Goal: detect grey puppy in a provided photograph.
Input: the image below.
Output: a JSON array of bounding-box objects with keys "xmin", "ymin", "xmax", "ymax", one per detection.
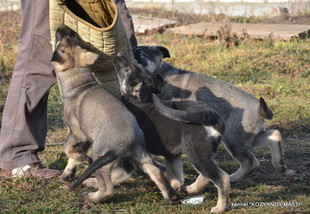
[
  {"xmin": 51, "ymin": 25, "xmax": 180, "ymax": 204},
  {"xmin": 114, "ymin": 52, "xmax": 230, "ymax": 213},
  {"xmin": 132, "ymin": 45, "xmax": 287, "ymax": 182}
]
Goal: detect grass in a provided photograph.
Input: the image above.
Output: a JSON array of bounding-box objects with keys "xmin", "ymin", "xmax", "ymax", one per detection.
[{"xmin": 0, "ymin": 10, "xmax": 309, "ymax": 214}]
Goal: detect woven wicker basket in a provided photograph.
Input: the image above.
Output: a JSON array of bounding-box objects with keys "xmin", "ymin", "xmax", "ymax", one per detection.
[{"xmin": 50, "ymin": 0, "xmax": 134, "ymax": 95}]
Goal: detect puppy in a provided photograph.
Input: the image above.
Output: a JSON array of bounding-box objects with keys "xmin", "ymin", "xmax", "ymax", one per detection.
[
  {"xmin": 114, "ymin": 52, "xmax": 230, "ymax": 213},
  {"xmin": 51, "ymin": 25, "xmax": 180, "ymax": 204},
  {"xmin": 132, "ymin": 45, "xmax": 287, "ymax": 183}
]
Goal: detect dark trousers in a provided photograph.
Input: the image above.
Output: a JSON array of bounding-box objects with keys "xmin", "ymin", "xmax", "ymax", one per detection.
[{"xmin": 0, "ymin": 0, "xmax": 137, "ymax": 169}]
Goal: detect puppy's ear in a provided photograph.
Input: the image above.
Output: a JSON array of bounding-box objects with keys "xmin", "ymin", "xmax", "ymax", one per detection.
[
  {"xmin": 140, "ymin": 88, "xmax": 152, "ymax": 103},
  {"xmin": 259, "ymin": 97, "xmax": 273, "ymax": 120},
  {"xmin": 152, "ymin": 74, "xmax": 164, "ymax": 91},
  {"xmin": 153, "ymin": 73, "xmax": 164, "ymax": 83},
  {"xmin": 85, "ymin": 51, "xmax": 99, "ymax": 65},
  {"xmin": 156, "ymin": 46, "xmax": 170, "ymax": 58},
  {"xmin": 80, "ymin": 49, "xmax": 99, "ymax": 67},
  {"xmin": 51, "ymin": 51, "xmax": 63, "ymax": 63}
]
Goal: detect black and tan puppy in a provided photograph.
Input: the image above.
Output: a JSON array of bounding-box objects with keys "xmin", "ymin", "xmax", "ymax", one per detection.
[
  {"xmin": 51, "ymin": 25, "xmax": 180, "ymax": 204},
  {"xmin": 132, "ymin": 45, "xmax": 287, "ymax": 182},
  {"xmin": 114, "ymin": 52, "xmax": 230, "ymax": 213}
]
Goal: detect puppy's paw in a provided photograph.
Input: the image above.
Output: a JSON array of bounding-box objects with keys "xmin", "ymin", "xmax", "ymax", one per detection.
[
  {"xmin": 60, "ymin": 170, "xmax": 75, "ymax": 181},
  {"xmin": 82, "ymin": 155, "xmax": 93, "ymax": 164},
  {"xmin": 170, "ymin": 179, "xmax": 182, "ymax": 192},
  {"xmin": 81, "ymin": 192, "xmax": 92, "ymax": 201},
  {"xmin": 82, "ymin": 191, "xmax": 100, "ymax": 203},
  {"xmin": 169, "ymin": 193, "xmax": 182, "ymax": 205},
  {"xmin": 280, "ymin": 164, "xmax": 288, "ymax": 173},
  {"xmin": 82, "ymin": 191, "xmax": 113, "ymax": 203},
  {"xmin": 83, "ymin": 178, "xmax": 99, "ymax": 188},
  {"xmin": 183, "ymin": 185, "xmax": 203, "ymax": 196},
  {"xmin": 210, "ymin": 205, "xmax": 226, "ymax": 213}
]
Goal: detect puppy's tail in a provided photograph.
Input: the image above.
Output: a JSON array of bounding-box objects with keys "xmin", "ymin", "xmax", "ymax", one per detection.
[
  {"xmin": 70, "ymin": 150, "xmax": 117, "ymax": 190},
  {"xmin": 152, "ymin": 94, "xmax": 225, "ymax": 134}
]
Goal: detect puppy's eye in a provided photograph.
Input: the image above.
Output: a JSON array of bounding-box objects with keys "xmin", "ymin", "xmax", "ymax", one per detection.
[{"xmin": 137, "ymin": 50, "xmax": 144, "ymax": 57}]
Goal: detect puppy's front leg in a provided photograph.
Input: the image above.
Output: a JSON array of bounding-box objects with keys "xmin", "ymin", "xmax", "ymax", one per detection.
[
  {"xmin": 61, "ymin": 158, "xmax": 80, "ymax": 180},
  {"xmin": 253, "ymin": 129, "xmax": 287, "ymax": 172},
  {"xmin": 64, "ymin": 134, "xmax": 92, "ymax": 164},
  {"xmin": 61, "ymin": 134, "xmax": 92, "ymax": 180},
  {"xmin": 132, "ymin": 148, "xmax": 181, "ymax": 204}
]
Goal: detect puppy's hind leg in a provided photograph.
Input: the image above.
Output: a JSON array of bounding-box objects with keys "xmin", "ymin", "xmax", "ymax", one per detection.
[
  {"xmin": 229, "ymin": 151, "xmax": 259, "ymax": 183},
  {"xmin": 209, "ymin": 169, "xmax": 230, "ymax": 214},
  {"xmin": 224, "ymin": 138, "xmax": 259, "ymax": 182},
  {"xmin": 132, "ymin": 147, "xmax": 181, "ymax": 204},
  {"xmin": 165, "ymin": 156, "xmax": 184, "ymax": 191},
  {"xmin": 83, "ymin": 158, "xmax": 135, "ymax": 188},
  {"xmin": 188, "ymin": 160, "xmax": 230, "ymax": 213},
  {"xmin": 110, "ymin": 158, "xmax": 136, "ymax": 185},
  {"xmin": 83, "ymin": 178, "xmax": 98, "ymax": 188},
  {"xmin": 253, "ymin": 129, "xmax": 287, "ymax": 172},
  {"xmin": 82, "ymin": 163, "xmax": 114, "ymax": 203}
]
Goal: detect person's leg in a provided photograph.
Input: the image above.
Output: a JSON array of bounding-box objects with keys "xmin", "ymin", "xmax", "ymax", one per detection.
[
  {"xmin": 0, "ymin": 0, "xmax": 57, "ymax": 173},
  {"xmin": 115, "ymin": 0, "xmax": 137, "ymax": 47}
]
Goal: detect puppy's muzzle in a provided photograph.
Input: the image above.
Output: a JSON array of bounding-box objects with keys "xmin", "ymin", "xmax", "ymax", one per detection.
[{"xmin": 113, "ymin": 52, "xmax": 131, "ymax": 77}]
